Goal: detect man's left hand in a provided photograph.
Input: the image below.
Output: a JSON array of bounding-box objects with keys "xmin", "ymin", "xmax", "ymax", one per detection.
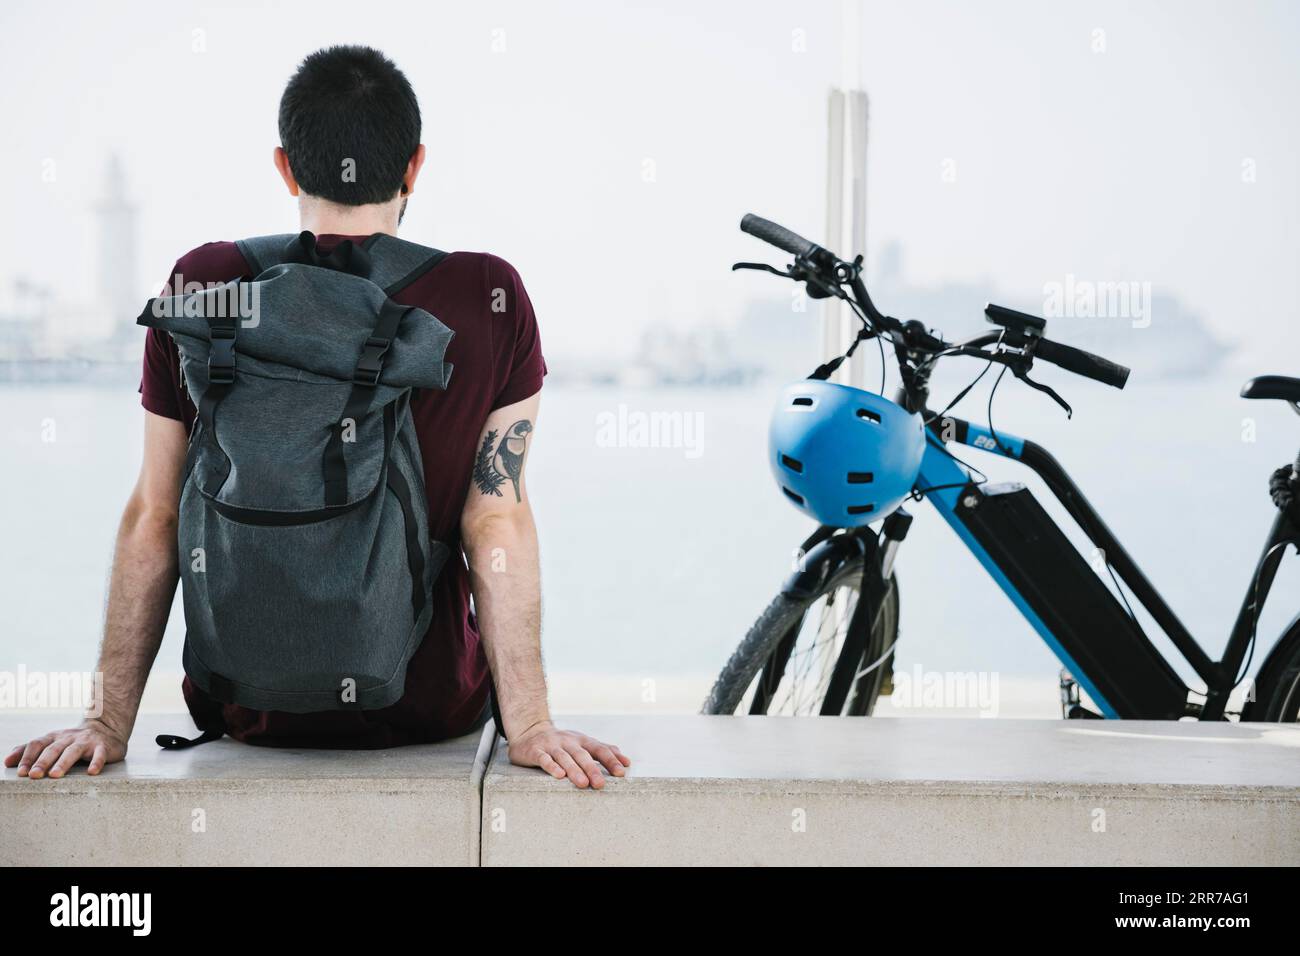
[{"xmin": 507, "ymin": 721, "xmax": 631, "ymax": 790}]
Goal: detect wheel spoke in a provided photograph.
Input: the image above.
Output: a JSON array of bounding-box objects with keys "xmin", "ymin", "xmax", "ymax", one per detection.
[{"xmin": 765, "ymin": 582, "xmax": 860, "ymax": 716}]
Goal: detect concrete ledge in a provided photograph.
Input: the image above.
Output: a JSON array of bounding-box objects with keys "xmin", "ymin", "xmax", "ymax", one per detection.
[
  {"xmin": 481, "ymin": 716, "xmax": 1300, "ymax": 866},
  {"xmin": 6, "ymin": 714, "xmax": 1297, "ymax": 866},
  {"xmin": 0, "ymin": 714, "xmax": 489, "ymax": 866}
]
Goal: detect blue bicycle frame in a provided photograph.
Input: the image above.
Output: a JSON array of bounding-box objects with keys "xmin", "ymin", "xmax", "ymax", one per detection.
[
  {"xmin": 918, "ymin": 421, "xmax": 1125, "ymax": 716},
  {"xmin": 912, "ymin": 414, "xmax": 1293, "ymax": 720}
]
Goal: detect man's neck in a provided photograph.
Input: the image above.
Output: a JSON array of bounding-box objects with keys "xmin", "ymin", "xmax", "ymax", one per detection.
[{"xmin": 297, "ymin": 195, "xmax": 402, "ymax": 238}]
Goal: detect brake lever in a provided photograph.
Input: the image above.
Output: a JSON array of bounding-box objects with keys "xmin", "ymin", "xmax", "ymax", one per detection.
[
  {"xmin": 732, "ymin": 259, "xmax": 846, "ymax": 303},
  {"xmin": 731, "ymin": 261, "xmax": 790, "ymax": 277},
  {"xmin": 1012, "ymin": 363, "xmax": 1073, "ymax": 419}
]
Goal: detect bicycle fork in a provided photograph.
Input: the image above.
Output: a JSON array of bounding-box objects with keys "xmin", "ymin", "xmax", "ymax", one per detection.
[{"xmin": 820, "ymin": 510, "xmax": 914, "ymax": 715}]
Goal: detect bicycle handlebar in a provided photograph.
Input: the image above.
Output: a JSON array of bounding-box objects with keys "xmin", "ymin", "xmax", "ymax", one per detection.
[
  {"xmin": 1033, "ymin": 337, "xmax": 1130, "ymax": 389},
  {"xmin": 740, "ymin": 213, "xmax": 822, "ymax": 260},
  {"xmin": 738, "ymin": 212, "xmax": 1132, "ymax": 392}
]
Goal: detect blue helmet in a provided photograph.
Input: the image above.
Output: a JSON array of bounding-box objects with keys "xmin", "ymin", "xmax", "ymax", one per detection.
[{"xmin": 768, "ymin": 381, "xmax": 925, "ymax": 527}]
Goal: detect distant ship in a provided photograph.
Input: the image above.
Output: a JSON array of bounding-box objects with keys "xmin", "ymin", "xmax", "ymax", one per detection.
[{"xmin": 867, "ymin": 243, "xmax": 1228, "ymax": 383}]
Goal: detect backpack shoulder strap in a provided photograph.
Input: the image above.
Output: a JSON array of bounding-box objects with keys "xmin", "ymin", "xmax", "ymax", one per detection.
[
  {"xmin": 234, "ymin": 234, "xmax": 297, "ymax": 277},
  {"xmin": 235, "ymin": 232, "xmax": 448, "ymax": 294},
  {"xmin": 364, "ymin": 234, "xmax": 449, "ymax": 295}
]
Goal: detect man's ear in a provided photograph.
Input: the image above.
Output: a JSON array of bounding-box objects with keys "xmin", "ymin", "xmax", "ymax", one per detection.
[
  {"xmin": 401, "ymin": 144, "xmax": 427, "ymax": 196},
  {"xmin": 273, "ymin": 146, "xmax": 300, "ymax": 197}
]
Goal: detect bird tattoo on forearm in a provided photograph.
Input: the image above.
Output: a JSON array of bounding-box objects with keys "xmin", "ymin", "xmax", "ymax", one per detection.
[{"xmin": 473, "ymin": 419, "xmax": 533, "ymax": 502}]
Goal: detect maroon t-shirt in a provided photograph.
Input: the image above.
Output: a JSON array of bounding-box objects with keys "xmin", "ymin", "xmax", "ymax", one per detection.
[{"xmin": 139, "ymin": 235, "xmax": 546, "ymax": 748}]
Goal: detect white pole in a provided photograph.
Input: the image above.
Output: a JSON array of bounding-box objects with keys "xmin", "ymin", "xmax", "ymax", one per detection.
[
  {"xmin": 846, "ymin": 89, "xmax": 869, "ymax": 389},
  {"xmin": 823, "ymin": 0, "xmax": 869, "ymax": 388},
  {"xmin": 841, "ymin": 0, "xmax": 861, "ymax": 90},
  {"xmin": 823, "ymin": 90, "xmax": 846, "ymax": 377}
]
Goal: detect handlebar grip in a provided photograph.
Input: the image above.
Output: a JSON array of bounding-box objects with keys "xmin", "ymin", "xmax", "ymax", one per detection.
[
  {"xmin": 740, "ymin": 213, "xmax": 821, "ymax": 259},
  {"xmin": 1034, "ymin": 337, "xmax": 1130, "ymax": 389}
]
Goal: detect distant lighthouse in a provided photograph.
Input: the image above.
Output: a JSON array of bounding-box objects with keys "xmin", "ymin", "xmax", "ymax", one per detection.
[{"xmin": 95, "ymin": 155, "xmax": 139, "ymax": 343}]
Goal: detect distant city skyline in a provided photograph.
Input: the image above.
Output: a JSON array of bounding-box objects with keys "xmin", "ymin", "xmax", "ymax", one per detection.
[
  {"xmin": 0, "ymin": 155, "xmax": 140, "ymax": 371},
  {"xmin": 95, "ymin": 155, "xmax": 140, "ymax": 339},
  {"xmin": 0, "ymin": 152, "xmax": 1233, "ymax": 389},
  {"xmin": 2, "ymin": 0, "xmax": 1294, "ymax": 375}
]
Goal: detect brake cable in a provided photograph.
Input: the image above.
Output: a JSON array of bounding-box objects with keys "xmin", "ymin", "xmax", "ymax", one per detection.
[
  {"xmin": 924, "ymin": 332, "xmax": 1004, "ymax": 428},
  {"xmin": 1234, "ymin": 540, "xmax": 1297, "ymax": 690},
  {"xmin": 841, "ymin": 294, "xmax": 889, "ymax": 393},
  {"xmin": 985, "ymin": 365, "xmax": 1012, "ymax": 454}
]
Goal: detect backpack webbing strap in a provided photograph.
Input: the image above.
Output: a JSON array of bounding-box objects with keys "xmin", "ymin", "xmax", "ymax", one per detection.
[
  {"xmin": 196, "ymin": 299, "xmax": 239, "ymax": 440},
  {"xmin": 157, "ymin": 675, "xmax": 230, "ymax": 750},
  {"xmin": 383, "ymin": 248, "xmax": 449, "ymax": 296},
  {"xmin": 322, "ymin": 299, "xmax": 412, "ymax": 507},
  {"xmin": 156, "ymin": 727, "xmax": 225, "ymax": 750},
  {"xmin": 385, "ymin": 464, "xmax": 427, "ymax": 619}
]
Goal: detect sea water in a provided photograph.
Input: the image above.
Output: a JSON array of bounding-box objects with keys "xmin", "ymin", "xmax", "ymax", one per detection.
[{"xmin": 1, "ymin": 376, "xmax": 1295, "ymax": 708}]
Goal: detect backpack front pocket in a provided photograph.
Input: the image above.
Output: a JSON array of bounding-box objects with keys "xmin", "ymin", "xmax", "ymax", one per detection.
[{"xmin": 177, "ymin": 407, "xmax": 441, "ymax": 713}]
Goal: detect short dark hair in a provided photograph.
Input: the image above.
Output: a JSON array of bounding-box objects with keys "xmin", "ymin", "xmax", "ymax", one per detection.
[{"xmin": 278, "ymin": 45, "xmax": 421, "ymax": 205}]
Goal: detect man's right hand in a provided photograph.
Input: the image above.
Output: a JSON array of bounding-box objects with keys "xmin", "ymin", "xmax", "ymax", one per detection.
[{"xmin": 3, "ymin": 719, "xmax": 128, "ymax": 779}]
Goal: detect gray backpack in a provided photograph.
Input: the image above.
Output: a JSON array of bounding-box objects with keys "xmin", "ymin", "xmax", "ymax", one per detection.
[{"xmin": 137, "ymin": 232, "xmax": 454, "ymax": 744}]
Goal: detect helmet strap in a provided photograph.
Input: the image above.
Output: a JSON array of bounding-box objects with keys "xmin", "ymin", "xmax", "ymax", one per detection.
[{"xmin": 808, "ymin": 326, "xmax": 873, "ymax": 382}]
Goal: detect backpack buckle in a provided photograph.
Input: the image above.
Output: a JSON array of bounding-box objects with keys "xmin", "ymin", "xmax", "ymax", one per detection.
[
  {"xmin": 353, "ymin": 335, "xmax": 391, "ymax": 387},
  {"xmin": 208, "ymin": 327, "xmax": 236, "ymax": 385}
]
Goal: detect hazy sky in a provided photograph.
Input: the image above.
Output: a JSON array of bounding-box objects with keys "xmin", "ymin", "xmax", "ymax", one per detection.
[{"xmin": 1, "ymin": 0, "xmax": 1296, "ymax": 366}]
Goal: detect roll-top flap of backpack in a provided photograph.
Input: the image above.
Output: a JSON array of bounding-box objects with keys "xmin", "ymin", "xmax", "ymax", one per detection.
[{"xmin": 137, "ymin": 267, "xmax": 453, "ymax": 391}]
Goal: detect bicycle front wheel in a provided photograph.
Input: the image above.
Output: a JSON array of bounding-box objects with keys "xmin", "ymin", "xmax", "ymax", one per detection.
[
  {"xmin": 703, "ymin": 558, "xmax": 899, "ymax": 716},
  {"xmin": 1249, "ymin": 616, "xmax": 1300, "ymax": 721}
]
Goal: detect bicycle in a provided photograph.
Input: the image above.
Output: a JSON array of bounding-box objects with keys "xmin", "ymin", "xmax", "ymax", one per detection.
[{"xmin": 703, "ymin": 214, "xmax": 1300, "ymax": 722}]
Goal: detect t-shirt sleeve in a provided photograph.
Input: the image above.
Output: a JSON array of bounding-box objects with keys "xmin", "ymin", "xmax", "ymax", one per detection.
[
  {"xmin": 487, "ymin": 255, "xmax": 547, "ymax": 410},
  {"xmin": 139, "ymin": 327, "xmax": 183, "ymax": 420},
  {"xmin": 138, "ymin": 260, "xmax": 185, "ymax": 421},
  {"xmin": 137, "ymin": 243, "xmax": 249, "ymax": 423}
]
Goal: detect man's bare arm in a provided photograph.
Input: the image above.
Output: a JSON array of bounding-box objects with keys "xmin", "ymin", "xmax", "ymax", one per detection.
[
  {"xmin": 461, "ymin": 392, "xmax": 630, "ymax": 789},
  {"xmin": 464, "ymin": 395, "xmax": 547, "ymax": 734},
  {"xmin": 4, "ymin": 410, "xmax": 187, "ymax": 778}
]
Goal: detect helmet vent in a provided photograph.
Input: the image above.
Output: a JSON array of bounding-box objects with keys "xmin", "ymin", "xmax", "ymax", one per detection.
[
  {"xmin": 855, "ymin": 407, "xmax": 882, "ymax": 424},
  {"xmin": 782, "ymin": 487, "xmax": 805, "ymax": 506},
  {"xmin": 780, "ymin": 454, "xmax": 804, "ymax": 474},
  {"xmin": 847, "ymin": 471, "xmax": 873, "ymax": 484},
  {"xmin": 791, "ymin": 396, "xmax": 816, "ymax": 408},
  {"xmin": 846, "ymin": 504, "xmax": 875, "ymax": 516}
]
